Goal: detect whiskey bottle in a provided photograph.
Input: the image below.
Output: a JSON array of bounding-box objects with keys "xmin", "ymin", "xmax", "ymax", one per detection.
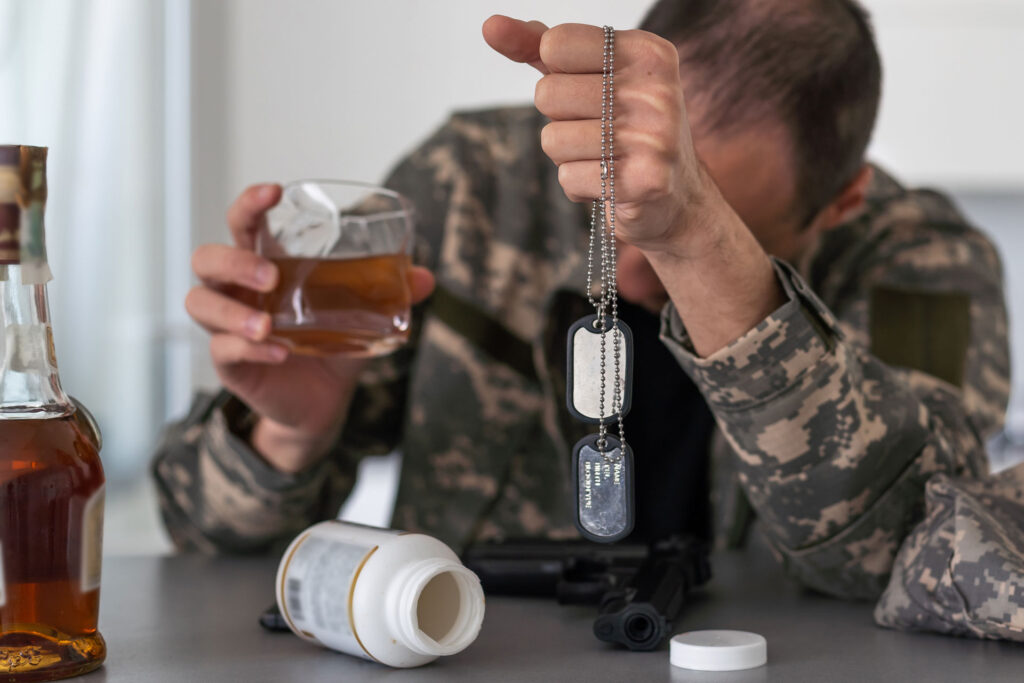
[{"xmin": 0, "ymin": 146, "xmax": 106, "ymax": 680}]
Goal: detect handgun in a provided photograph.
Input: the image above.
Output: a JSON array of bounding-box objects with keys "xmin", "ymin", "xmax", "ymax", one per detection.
[{"xmin": 462, "ymin": 536, "xmax": 710, "ymax": 651}]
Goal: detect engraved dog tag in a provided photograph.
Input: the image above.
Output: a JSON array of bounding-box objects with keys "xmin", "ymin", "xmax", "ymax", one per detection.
[
  {"xmin": 572, "ymin": 433, "xmax": 634, "ymax": 543},
  {"xmin": 566, "ymin": 315, "xmax": 633, "ymax": 424}
]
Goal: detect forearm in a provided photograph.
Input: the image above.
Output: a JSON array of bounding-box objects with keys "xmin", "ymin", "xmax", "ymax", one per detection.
[
  {"xmin": 660, "ymin": 262, "xmax": 987, "ymax": 598},
  {"xmin": 642, "ymin": 172, "xmax": 785, "ymax": 357},
  {"xmin": 151, "ymin": 392, "xmax": 356, "ymax": 554},
  {"xmin": 250, "ymin": 384, "xmax": 356, "ymax": 475}
]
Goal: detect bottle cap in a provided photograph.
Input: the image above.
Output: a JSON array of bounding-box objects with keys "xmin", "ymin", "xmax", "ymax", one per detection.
[{"xmin": 670, "ymin": 630, "xmax": 767, "ymax": 671}]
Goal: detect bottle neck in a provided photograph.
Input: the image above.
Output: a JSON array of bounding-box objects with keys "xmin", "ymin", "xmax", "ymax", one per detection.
[
  {"xmin": 389, "ymin": 559, "xmax": 485, "ymax": 657},
  {"xmin": 0, "ymin": 263, "xmax": 71, "ymax": 418}
]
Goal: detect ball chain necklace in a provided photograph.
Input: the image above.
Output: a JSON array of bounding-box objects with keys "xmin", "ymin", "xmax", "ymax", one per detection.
[{"xmin": 566, "ymin": 26, "xmax": 635, "ymax": 543}]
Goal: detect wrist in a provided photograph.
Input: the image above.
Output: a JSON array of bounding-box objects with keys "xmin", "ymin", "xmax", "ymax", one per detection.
[
  {"xmin": 649, "ymin": 164, "xmax": 730, "ymax": 261},
  {"xmin": 250, "ymin": 417, "xmax": 341, "ymax": 475},
  {"xmin": 642, "ymin": 185, "xmax": 784, "ymax": 357}
]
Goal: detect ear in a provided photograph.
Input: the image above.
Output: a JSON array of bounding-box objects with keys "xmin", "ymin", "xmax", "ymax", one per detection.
[{"xmin": 818, "ymin": 165, "xmax": 873, "ymax": 230}]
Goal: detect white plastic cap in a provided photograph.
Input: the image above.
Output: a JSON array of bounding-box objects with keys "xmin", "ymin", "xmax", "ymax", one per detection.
[{"xmin": 670, "ymin": 630, "xmax": 767, "ymax": 671}]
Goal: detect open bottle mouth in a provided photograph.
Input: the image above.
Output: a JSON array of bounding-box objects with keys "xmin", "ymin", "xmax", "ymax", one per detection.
[{"xmin": 396, "ymin": 561, "xmax": 486, "ymax": 657}]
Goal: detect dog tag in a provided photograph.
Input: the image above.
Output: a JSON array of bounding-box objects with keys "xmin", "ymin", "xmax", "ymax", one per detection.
[
  {"xmin": 573, "ymin": 433, "xmax": 634, "ymax": 543},
  {"xmin": 566, "ymin": 315, "xmax": 633, "ymax": 424}
]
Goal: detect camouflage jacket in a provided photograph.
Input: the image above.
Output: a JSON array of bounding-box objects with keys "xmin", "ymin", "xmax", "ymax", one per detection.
[
  {"xmin": 152, "ymin": 106, "xmax": 1010, "ymax": 607},
  {"xmin": 875, "ymin": 462, "xmax": 1024, "ymax": 641}
]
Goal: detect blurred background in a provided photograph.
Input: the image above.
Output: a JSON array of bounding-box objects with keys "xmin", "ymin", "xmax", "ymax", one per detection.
[{"xmin": 0, "ymin": 0, "xmax": 1021, "ymax": 554}]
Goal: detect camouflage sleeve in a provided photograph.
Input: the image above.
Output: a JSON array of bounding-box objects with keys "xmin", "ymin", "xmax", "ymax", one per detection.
[
  {"xmin": 659, "ymin": 232, "xmax": 1008, "ymax": 600},
  {"xmin": 874, "ymin": 463, "xmax": 1024, "ymax": 641},
  {"xmin": 150, "ymin": 391, "xmax": 357, "ymax": 554}
]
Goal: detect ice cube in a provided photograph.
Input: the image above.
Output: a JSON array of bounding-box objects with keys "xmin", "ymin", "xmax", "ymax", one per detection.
[{"xmin": 269, "ymin": 182, "xmax": 342, "ymax": 258}]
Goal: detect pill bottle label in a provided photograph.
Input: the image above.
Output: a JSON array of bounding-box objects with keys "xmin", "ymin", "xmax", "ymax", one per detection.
[{"xmin": 279, "ymin": 525, "xmax": 400, "ymax": 659}]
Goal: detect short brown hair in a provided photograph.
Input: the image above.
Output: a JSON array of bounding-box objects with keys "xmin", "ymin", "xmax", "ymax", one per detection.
[{"xmin": 640, "ymin": 0, "xmax": 882, "ymax": 226}]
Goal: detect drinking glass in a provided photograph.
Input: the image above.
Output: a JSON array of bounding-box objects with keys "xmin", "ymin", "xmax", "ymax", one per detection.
[{"xmin": 255, "ymin": 180, "xmax": 415, "ymax": 357}]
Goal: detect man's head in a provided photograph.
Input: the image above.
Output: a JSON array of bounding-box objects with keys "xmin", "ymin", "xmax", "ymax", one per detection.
[{"xmin": 617, "ymin": 0, "xmax": 882, "ymax": 312}]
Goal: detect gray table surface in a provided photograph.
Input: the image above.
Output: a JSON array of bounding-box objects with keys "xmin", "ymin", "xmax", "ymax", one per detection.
[{"xmin": 78, "ymin": 548, "xmax": 1023, "ymax": 683}]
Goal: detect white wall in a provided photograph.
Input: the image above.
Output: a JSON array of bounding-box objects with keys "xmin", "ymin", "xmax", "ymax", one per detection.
[
  {"xmin": 868, "ymin": 0, "xmax": 1024, "ymax": 190},
  {"xmin": 191, "ymin": 0, "xmax": 1024, "ymax": 397},
  {"xmin": 194, "ymin": 0, "xmax": 1024, "ymax": 207}
]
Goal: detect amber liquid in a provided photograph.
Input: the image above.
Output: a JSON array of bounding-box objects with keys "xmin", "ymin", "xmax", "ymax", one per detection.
[
  {"xmin": 0, "ymin": 416, "xmax": 106, "ymax": 681},
  {"xmin": 258, "ymin": 253, "xmax": 412, "ymax": 357}
]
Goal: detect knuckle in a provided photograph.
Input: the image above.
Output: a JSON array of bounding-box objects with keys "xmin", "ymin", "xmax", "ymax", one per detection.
[
  {"xmin": 242, "ymin": 184, "xmax": 266, "ymax": 209},
  {"xmin": 225, "ymin": 195, "xmax": 246, "ymax": 224},
  {"xmin": 632, "ymin": 34, "xmax": 678, "ymax": 73},
  {"xmin": 652, "ymin": 36, "xmax": 679, "ymax": 66},
  {"xmin": 647, "ymin": 81, "xmax": 679, "ymax": 114},
  {"xmin": 537, "ymin": 26, "xmax": 562, "ymax": 65},
  {"xmin": 557, "ymin": 162, "xmax": 573, "ymax": 188},
  {"xmin": 184, "ymin": 286, "xmax": 205, "ymax": 316},
  {"xmin": 646, "ymin": 126, "xmax": 676, "ymax": 157},
  {"xmin": 639, "ymin": 159, "xmax": 673, "ymax": 199},
  {"xmin": 557, "ymin": 163, "xmax": 587, "ymax": 204},
  {"xmin": 210, "ymin": 336, "xmax": 232, "ymax": 363},
  {"xmin": 228, "ymin": 249, "xmax": 254, "ymax": 277},
  {"xmin": 540, "ymin": 122, "xmax": 558, "ymax": 157},
  {"xmin": 190, "ymin": 245, "xmax": 208, "ymax": 274},
  {"xmin": 534, "ymin": 75, "xmax": 554, "ymax": 113},
  {"xmin": 215, "ymin": 294, "xmax": 239, "ymax": 323}
]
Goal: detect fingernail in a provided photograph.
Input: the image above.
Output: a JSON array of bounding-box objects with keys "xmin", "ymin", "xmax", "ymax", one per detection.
[
  {"xmin": 254, "ymin": 263, "xmax": 276, "ymax": 288},
  {"xmin": 267, "ymin": 345, "xmax": 288, "ymax": 362},
  {"xmin": 245, "ymin": 314, "xmax": 268, "ymax": 339}
]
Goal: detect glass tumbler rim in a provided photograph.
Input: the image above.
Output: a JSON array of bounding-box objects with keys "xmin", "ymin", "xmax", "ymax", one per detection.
[
  {"xmin": 262, "ymin": 178, "xmax": 416, "ymax": 260},
  {"xmin": 280, "ymin": 178, "xmax": 410, "ymax": 204}
]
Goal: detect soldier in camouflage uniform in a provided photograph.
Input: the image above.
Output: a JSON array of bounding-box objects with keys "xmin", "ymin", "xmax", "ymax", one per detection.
[{"xmin": 154, "ymin": 0, "xmax": 1017, "ymax": 638}]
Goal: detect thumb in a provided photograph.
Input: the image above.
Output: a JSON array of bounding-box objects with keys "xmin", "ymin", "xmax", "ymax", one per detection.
[{"xmin": 483, "ymin": 15, "xmax": 549, "ymax": 74}]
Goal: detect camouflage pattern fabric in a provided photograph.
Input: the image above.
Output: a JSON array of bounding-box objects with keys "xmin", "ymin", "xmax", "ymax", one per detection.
[
  {"xmin": 874, "ymin": 463, "xmax": 1024, "ymax": 641},
  {"xmin": 151, "ymin": 107, "xmax": 1010, "ymax": 611}
]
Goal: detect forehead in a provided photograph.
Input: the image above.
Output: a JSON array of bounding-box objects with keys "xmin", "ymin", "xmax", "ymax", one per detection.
[{"xmin": 683, "ymin": 82, "xmax": 802, "ymax": 232}]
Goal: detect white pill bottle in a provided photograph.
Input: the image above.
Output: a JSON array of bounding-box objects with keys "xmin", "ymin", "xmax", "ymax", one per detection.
[{"xmin": 275, "ymin": 520, "xmax": 486, "ymax": 668}]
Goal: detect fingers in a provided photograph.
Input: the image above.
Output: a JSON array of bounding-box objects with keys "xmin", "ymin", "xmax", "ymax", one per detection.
[
  {"xmin": 541, "ymin": 120, "xmax": 604, "ymax": 165},
  {"xmin": 226, "ymin": 183, "xmax": 282, "ymax": 249},
  {"xmin": 482, "ymin": 15, "xmax": 549, "ymax": 74},
  {"xmin": 539, "ymin": 24, "xmax": 607, "ymax": 74},
  {"xmin": 210, "ymin": 334, "xmax": 288, "ymax": 366},
  {"xmin": 557, "ymin": 157, "xmax": 676, "ymax": 205},
  {"xmin": 543, "ymin": 119, "xmax": 674, "ymax": 165},
  {"xmin": 185, "ymin": 286, "xmax": 272, "ymax": 341},
  {"xmin": 539, "ymin": 25, "xmax": 679, "ymax": 76},
  {"xmin": 407, "ymin": 266, "xmax": 435, "ymax": 305},
  {"xmin": 192, "ymin": 243, "xmax": 278, "ymax": 291},
  {"xmin": 535, "ymin": 74, "xmax": 602, "ymax": 120}
]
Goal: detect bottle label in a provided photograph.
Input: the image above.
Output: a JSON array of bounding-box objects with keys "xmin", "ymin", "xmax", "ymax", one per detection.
[
  {"xmin": 279, "ymin": 527, "xmax": 400, "ymax": 660},
  {"xmin": 0, "ymin": 147, "xmax": 51, "ymax": 281},
  {"xmin": 80, "ymin": 485, "xmax": 104, "ymax": 593},
  {"xmin": 280, "ymin": 536, "xmax": 375, "ymax": 658},
  {"xmin": 0, "ymin": 162, "xmax": 18, "ymax": 265}
]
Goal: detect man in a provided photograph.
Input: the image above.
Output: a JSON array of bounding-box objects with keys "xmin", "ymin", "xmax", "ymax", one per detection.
[{"xmin": 154, "ymin": 0, "xmax": 1009, "ymax": 603}]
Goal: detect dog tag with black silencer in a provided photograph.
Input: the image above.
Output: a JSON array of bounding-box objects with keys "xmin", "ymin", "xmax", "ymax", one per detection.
[
  {"xmin": 573, "ymin": 433, "xmax": 634, "ymax": 543},
  {"xmin": 566, "ymin": 315, "xmax": 633, "ymax": 424}
]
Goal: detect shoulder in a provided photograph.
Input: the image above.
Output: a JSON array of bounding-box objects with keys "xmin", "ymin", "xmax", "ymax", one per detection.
[
  {"xmin": 388, "ymin": 105, "xmax": 547, "ymax": 191},
  {"xmin": 446, "ymin": 105, "xmax": 544, "ymax": 134},
  {"xmin": 808, "ymin": 165, "xmax": 1003, "ymax": 298},
  {"xmin": 419, "ymin": 105, "xmax": 545, "ymax": 158}
]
